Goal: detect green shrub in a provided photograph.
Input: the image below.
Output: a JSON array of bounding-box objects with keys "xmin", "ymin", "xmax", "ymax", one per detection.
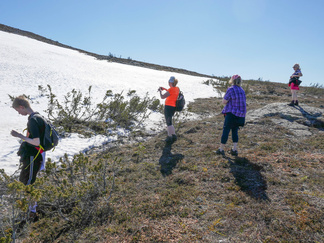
[
  {"xmin": 0, "ymin": 153, "xmax": 118, "ymax": 242},
  {"xmin": 40, "ymin": 85, "xmax": 160, "ymax": 134}
]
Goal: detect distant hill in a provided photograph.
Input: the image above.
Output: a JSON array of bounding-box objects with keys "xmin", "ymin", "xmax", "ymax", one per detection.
[{"xmin": 0, "ymin": 23, "xmax": 213, "ymax": 78}]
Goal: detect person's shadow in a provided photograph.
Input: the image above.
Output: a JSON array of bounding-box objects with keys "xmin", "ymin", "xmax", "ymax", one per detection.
[
  {"xmin": 292, "ymin": 105, "xmax": 324, "ymax": 130},
  {"xmin": 159, "ymin": 141, "xmax": 184, "ymax": 176},
  {"xmin": 227, "ymin": 156, "xmax": 269, "ymax": 201}
]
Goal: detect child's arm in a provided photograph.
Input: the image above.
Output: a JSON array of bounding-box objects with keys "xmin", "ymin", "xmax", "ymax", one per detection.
[
  {"xmin": 11, "ymin": 130, "xmax": 40, "ymax": 146},
  {"xmin": 291, "ymin": 72, "xmax": 303, "ymax": 78}
]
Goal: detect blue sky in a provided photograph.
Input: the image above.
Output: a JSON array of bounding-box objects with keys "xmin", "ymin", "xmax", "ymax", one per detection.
[{"xmin": 0, "ymin": 0, "xmax": 323, "ymax": 86}]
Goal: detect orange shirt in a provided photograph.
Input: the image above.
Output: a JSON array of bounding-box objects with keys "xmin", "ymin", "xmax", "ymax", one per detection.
[{"xmin": 165, "ymin": 87, "xmax": 179, "ymax": 107}]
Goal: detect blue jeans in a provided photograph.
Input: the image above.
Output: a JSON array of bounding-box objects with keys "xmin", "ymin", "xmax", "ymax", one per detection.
[{"xmin": 221, "ymin": 113, "xmax": 244, "ymax": 144}]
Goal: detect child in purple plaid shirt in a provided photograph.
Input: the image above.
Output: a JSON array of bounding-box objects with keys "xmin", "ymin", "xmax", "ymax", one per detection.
[
  {"xmin": 216, "ymin": 75, "xmax": 246, "ymax": 156},
  {"xmin": 288, "ymin": 64, "xmax": 303, "ymax": 106}
]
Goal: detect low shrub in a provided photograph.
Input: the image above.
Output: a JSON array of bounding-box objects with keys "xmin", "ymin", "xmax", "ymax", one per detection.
[
  {"xmin": 40, "ymin": 85, "xmax": 161, "ymax": 134},
  {"xmin": 0, "ymin": 153, "xmax": 118, "ymax": 242}
]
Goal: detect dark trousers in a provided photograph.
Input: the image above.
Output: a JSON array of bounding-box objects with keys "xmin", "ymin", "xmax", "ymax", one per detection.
[
  {"xmin": 19, "ymin": 154, "xmax": 42, "ymax": 185},
  {"xmin": 221, "ymin": 112, "xmax": 244, "ymax": 144},
  {"xmin": 164, "ymin": 105, "xmax": 176, "ymax": 126}
]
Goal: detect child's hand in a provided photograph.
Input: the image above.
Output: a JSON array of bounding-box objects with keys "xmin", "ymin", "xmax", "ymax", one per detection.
[{"xmin": 11, "ymin": 130, "xmax": 22, "ymax": 138}]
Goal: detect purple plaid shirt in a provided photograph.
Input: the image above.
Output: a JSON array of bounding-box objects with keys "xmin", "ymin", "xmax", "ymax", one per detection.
[
  {"xmin": 222, "ymin": 85, "xmax": 246, "ymax": 117},
  {"xmin": 292, "ymin": 69, "xmax": 302, "ymax": 76}
]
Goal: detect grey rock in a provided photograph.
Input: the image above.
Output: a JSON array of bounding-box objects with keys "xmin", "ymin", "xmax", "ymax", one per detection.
[
  {"xmin": 246, "ymin": 103, "xmax": 324, "ymax": 137},
  {"xmin": 270, "ymin": 118, "xmax": 313, "ymax": 136}
]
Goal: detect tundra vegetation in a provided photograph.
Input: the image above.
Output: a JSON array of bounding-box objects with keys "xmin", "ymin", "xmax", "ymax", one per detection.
[{"xmin": 1, "ymin": 80, "xmax": 323, "ymax": 242}]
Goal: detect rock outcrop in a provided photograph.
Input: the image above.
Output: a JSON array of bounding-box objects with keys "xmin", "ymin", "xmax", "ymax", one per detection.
[{"xmin": 246, "ymin": 103, "xmax": 324, "ymax": 137}]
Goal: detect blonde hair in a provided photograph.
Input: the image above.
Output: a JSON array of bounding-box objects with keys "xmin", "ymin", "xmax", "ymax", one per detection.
[
  {"xmin": 229, "ymin": 75, "xmax": 242, "ymax": 86},
  {"xmin": 12, "ymin": 95, "xmax": 31, "ymax": 109},
  {"xmin": 293, "ymin": 63, "xmax": 301, "ymax": 70},
  {"xmin": 173, "ymin": 79, "xmax": 178, "ymax": 87}
]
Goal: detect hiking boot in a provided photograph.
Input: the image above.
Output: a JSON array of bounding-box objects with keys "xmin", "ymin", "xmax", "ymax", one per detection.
[
  {"xmin": 28, "ymin": 212, "xmax": 39, "ymax": 222},
  {"xmin": 288, "ymin": 101, "xmax": 295, "ymax": 106},
  {"xmin": 295, "ymin": 100, "xmax": 299, "ymax": 106},
  {"xmin": 230, "ymin": 149, "xmax": 238, "ymax": 156},
  {"xmin": 172, "ymin": 134, "xmax": 177, "ymax": 142},
  {"xmin": 215, "ymin": 149, "xmax": 225, "ymax": 156},
  {"xmin": 165, "ymin": 136, "xmax": 173, "ymax": 143}
]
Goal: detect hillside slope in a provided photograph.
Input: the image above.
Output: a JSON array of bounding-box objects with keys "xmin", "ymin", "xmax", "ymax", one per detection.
[
  {"xmin": 0, "ymin": 23, "xmax": 213, "ymax": 78},
  {"xmin": 2, "ymin": 80, "xmax": 322, "ymax": 242},
  {"xmin": 0, "ymin": 28, "xmax": 218, "ymax": 175}
]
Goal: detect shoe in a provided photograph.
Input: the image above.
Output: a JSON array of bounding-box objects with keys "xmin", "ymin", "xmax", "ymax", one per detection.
[
  {"xmin": 230, "ymin": 149, "xmax": 238, "ymax": 156},
  {"xmin": 295, "ymin": 100, "xmax": 299, "ymax": 106},
  {"xmin": 165, "ymin": 136, "xmax": 173, "ymax": 143},
  {"xmin": 28, "ymin": 212, "xmax": 39, "ymax": 222},
  {"xmin": 172, "ymin": 134, "xmax": 177, "ymax": 142},
  {"xmin": 215, "ymin": 149, "xmax": 225, "ymax": 156},
  {"xmin": 288, "ymin": 101, "xmax": 295, "ymax": 106}
]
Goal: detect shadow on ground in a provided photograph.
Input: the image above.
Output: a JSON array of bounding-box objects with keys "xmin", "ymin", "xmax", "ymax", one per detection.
[
  {"xmin": 227, "ymin": 156, "xmax": 269, "ymax": 201},
  {"xmin": 293, "ymin": 105, "xmax": 324, "ymax": 129},
  {"xmin": 159, "ymin": 142, "xmax": 184, "ymax": 177}
]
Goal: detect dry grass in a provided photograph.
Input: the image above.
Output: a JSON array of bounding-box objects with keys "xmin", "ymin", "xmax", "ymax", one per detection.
[{"xmin": 10, "ymin": 80, "xmax": 324, "ymax": 242}]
